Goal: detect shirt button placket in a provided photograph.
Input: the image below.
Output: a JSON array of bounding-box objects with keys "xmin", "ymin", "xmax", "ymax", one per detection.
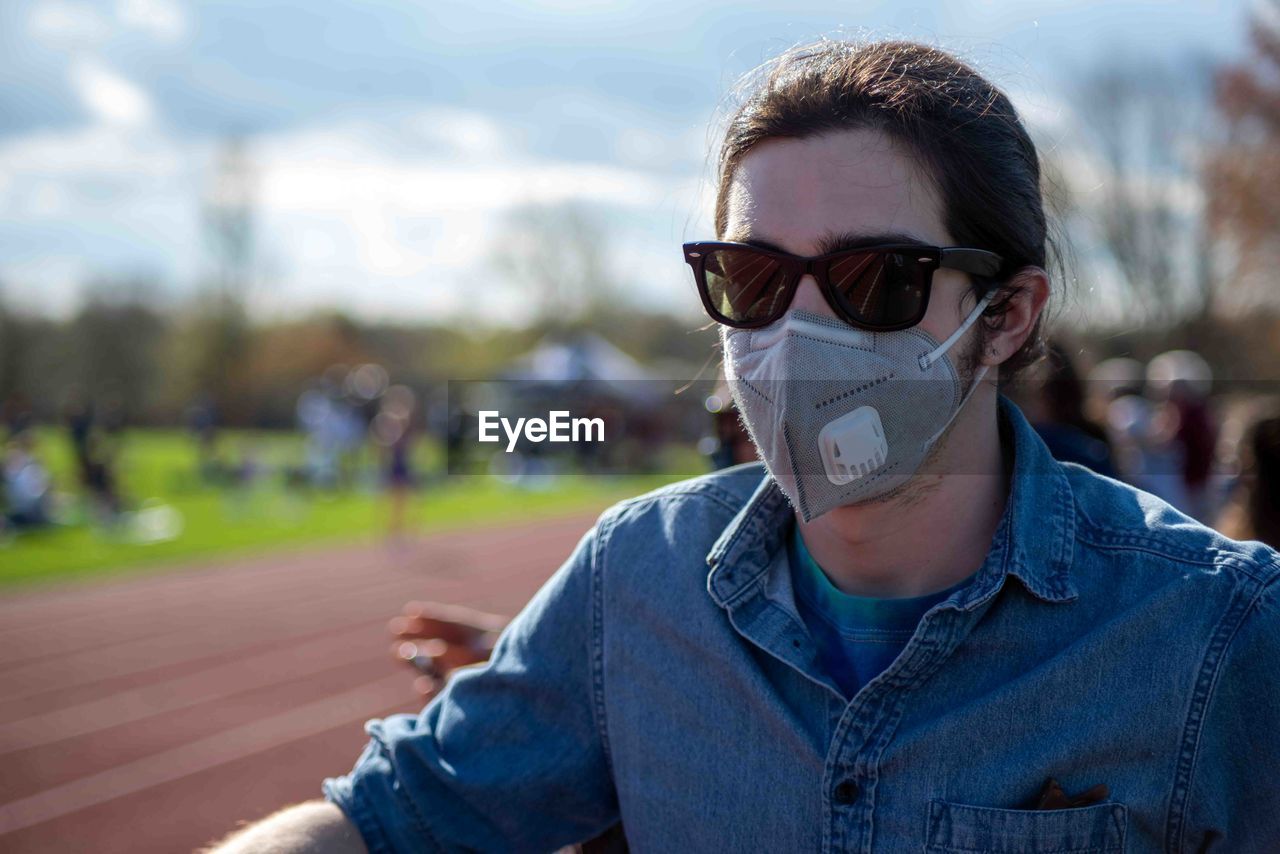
[
  {"xmin": 833, "ymin": 779, "xmax": 860, "ymax": 804},
  {"xmin": 827, "ymin": 608, "xmax": 968, "ymax": 852},
  {"xmin": 828, "ymin": 759, "xmax": 867, "ymax": 852}
]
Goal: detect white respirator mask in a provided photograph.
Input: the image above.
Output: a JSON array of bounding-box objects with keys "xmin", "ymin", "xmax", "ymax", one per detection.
[{"xmin": 721, "ymin": 294, "xmax": 992, "ymax": 521}]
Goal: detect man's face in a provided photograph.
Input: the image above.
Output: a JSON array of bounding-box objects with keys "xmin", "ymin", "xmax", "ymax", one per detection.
[
  {"xmin": 722, "ymin": 127, "xmax": 982, "ymax": 347},
  {"xmin": 722, "ymin": 127, "xmax": 988, "ymax": 501}
]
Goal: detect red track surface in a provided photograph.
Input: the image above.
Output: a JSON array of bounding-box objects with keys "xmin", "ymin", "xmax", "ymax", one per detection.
[{"xmin": 0, "ymin": 513, "xmax": 595, "ymax": 853}]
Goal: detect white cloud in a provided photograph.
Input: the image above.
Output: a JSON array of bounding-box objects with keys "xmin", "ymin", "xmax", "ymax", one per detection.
[
  {"xmin": 28, "ymin": 0, "xmax": 111, "ymax": 45},
  {"xmin": 26, "ymin": 182, "xmax": 71, "ymax": 218},
  {"xmin": 116, "ymin": 0, "xmax": 188, "ymax": 43},
  {"xmin": 1008, "ymin": 86, "xmax": 1073, "ymax": 139},
  {"xmin": 249, "ymin": 110, "xmax": 678, "ymax": 317},
  {"xmin": 403, "ymin": 108, "xmax": 512, "ymax": 159},
  {"xmin": 0, "ymin": 104, "xmax": 699, "ymax": 323},
  {"xmin": 261, "ymin": 155, "xmax": 669, "ymax": 214},
  {"xmin": 71, "ymin": 60, "xmax": 154, "ymax": 126},
  {"xmin": 28, "ymin": 0, "xmax": 189, "ymax": 48},
  {"xmin": 0, "ymin": 256, "xmax": 92, "ymax": 318},
  {"xmin": 0, "ymin": 123, "xmax": 181, "ymax": 183},
  {"xmin": 349, "ymin": 207, "xmax": 428, "ymax": 276}
]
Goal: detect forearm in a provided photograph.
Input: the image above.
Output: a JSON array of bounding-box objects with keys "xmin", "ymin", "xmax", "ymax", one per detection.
[{"xmin": 203, "ymin": 800, "xmax": 368, "ymax": 854}]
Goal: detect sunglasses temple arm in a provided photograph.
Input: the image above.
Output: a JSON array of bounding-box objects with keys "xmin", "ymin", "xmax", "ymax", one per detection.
[{"xmin": 940, "ymin": 248, "xmax": 1004, "ymax": 277}]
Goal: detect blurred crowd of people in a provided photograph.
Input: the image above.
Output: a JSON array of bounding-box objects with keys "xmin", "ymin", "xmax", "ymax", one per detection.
[
  {"xmin": 292, "ymin": 363, "xmax": 419, "ymax": 492},
  {"xmin": 0, "ymin": 362, "xmax": 427, "ymax": 546},
  {"xmin": 188, "ymin": 363, "xmax": 426, "ymax": 539},
  {"xmin": 1015, "ymin": 343, "xmax": 1280, "ymax": 548},
  {"xmin": 3, "ymin": 426, "xmax": 54, "ymax": 532},
  {"xmin": 1, "ymin": 390, "xmax": 128, "ymax": 541},
  {"xmin": 7, "ymin": 346, "xmax": 1280, "ymax": 553},
  {"xmin": 182, "ymin": 362, "xmax": 426, "ymax": 500}
]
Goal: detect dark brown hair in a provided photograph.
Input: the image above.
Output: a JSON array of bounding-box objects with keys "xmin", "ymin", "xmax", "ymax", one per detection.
[
  {"xmin": 1217, "ymin": 413, "xmax": 1280, "ymax": 549},
  {"xmin": 713, "ymin": 38, "xmax": 1060, "ymax": 379}
]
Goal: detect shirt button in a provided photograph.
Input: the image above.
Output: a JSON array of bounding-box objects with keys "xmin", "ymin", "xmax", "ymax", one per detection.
[{"xmin": 833, "ymin": 780, "xmax": 860, "ymax": 804}]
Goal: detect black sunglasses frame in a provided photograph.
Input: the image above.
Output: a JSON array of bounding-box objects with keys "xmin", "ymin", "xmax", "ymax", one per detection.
[{"xmin": 683, "ymin": 241, "xmax": 1005, "ymax": 331}]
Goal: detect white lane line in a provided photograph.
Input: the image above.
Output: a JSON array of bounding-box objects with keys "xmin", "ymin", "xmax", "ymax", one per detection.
[{"xmin": 0, "ymin": 673, "xmax": 413, "ymax": 836}]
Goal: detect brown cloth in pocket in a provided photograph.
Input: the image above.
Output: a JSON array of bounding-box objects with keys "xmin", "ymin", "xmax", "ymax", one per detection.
[{"xmin": 1022, "ymin": 777, "xmax": 1110, "ymax": 810}]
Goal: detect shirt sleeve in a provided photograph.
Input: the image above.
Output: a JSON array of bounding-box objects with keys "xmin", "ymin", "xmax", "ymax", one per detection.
[
  {"xmin": 322, "ymin": 517, "xmax": 620, "ymax": 853},
  {"xmin": 1182, "ymin": 566, "xmax": 1280, "ymax": 851}
]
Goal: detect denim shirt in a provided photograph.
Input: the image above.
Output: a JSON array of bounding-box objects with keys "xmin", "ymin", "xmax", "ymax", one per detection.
[{"xmin": 323, "ymin": 396, "xmax": 1280, "ymax": 853}]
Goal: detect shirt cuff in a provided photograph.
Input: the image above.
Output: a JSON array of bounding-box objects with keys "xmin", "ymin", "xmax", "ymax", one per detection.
[{"xmin": 322, "ymin": 717, "xmax": 437, "ymax": 854}]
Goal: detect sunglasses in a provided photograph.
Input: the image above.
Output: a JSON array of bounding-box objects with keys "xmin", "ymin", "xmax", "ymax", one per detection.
[{"xmin": 683, "ymin": 241, "xmax": 1004, "ymax": 331}]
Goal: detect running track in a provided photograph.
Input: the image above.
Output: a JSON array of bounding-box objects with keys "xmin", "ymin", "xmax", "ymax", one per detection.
[{"xmin": 0, "ymin": 513, "xmax": 596, "ymax": 853}]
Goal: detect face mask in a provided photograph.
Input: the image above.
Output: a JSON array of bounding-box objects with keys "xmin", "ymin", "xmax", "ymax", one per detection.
[{"xmin": 721, "ymin": 295, "xmax": 991, "ymax": 521}]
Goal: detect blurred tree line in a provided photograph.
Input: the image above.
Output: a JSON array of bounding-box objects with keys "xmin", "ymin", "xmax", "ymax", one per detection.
[
  {"xmin": 0, "ymin": 290, "xmax": 715, "ymax": 429},
  {"xmin": 1034, "ymin": 0, "xmax": 1280, "ymax": 383}
]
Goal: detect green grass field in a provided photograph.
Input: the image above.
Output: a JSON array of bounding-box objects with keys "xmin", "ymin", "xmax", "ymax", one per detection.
[{"xmin": 0, "ymin": 428, "xmax": 696, "ymax": 589}]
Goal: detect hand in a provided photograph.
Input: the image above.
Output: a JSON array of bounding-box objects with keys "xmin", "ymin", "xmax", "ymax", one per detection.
[
  {"xmin": 386, "ymin": 601, "xmax": 629, "ymax": 853},
  {"xmin": 388, "ymin": 601, "xmax": 507, "ymax": 700}
]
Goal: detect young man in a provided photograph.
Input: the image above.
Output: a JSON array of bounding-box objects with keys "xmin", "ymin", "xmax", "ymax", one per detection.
[{"xmin": 209, "ymin": 40, "xmax": 1280, "ymax": 852}]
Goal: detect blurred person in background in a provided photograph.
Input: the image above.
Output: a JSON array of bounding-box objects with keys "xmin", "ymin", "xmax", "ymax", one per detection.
[
  {"xmin": 372, "ymin": 384, "xmax": 417, "ymax": 540},
  {"xmin": 1106, "ymin": 390, "xmax": 1162, "ymax": 487},
  {"xmin": 1090, "ymin": 356, "xmax": 1194, "ymax": 509},
  {"xmin": 1014, "ymin": 340, "xmax": 1116, "ymax": 477},
  {"xmin": 186, "ymin": 392, "xmax": 223, "ymax": 484},
  {"xmin": 63, "ymin": 390, "xmax": 124, "ymax": 525},
  {"xmin": 3, "ymin": 427, "xmax": 54, "ymax": 530},
  {"xmin": 296, "ymin": 369, "xmax": 366, "ymax": 490},
  {"xmin": 1146, "ymin": 350, "xmax": 1219, "ymax": 524},
  {"xmin": 705, "ymin": 383, "xmax": 758, "ymax": 470},
  {"xmin": 444, "ymin": 402, "xmax": 474, "ymax": 475},
  {"xmin": 208, "ymin": 39, "xmax": 1280, "ymax": 853},
  {"xmin": 1216, "ymin": 412, "xmax": 1280, "ymax": 549},
  {"xmin": 64, "ymin": 388, "xmax": 95, "ymax": 486}
]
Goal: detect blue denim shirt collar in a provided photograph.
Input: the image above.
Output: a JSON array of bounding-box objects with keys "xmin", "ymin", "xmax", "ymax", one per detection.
[{"xmin": 705, "ymin": 395, "xmax": 1079, "ymax": 610}]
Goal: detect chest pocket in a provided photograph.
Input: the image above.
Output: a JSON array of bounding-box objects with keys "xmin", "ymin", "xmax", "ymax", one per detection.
[{"xmin": 925, "ymin": 799, "xmax": 1127, "ymax": 853}]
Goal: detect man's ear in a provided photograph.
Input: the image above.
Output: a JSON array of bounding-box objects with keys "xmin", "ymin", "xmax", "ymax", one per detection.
[{"xmin": 979, "ymin": 266, "xmax": 1050, "ymax": 369}]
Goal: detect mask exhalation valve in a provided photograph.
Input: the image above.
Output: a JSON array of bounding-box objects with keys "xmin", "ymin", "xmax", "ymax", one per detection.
[{"xmin": 817, "ymin": 405, "xmax": 888, "ymax": 485}]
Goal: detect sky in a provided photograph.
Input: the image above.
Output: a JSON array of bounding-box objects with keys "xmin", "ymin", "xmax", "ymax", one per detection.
[{"xmin": 0, "ymin": 0, "xmax": 1261, "ymax": 325}]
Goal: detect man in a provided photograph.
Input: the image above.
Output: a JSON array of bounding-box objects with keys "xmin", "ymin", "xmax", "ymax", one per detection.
[{"xmin": 209, "ymin": 39, "xmax": 1280, "ymax": 852}]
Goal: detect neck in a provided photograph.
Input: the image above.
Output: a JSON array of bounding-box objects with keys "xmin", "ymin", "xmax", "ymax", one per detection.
[{"xmin": 795, "ymin": 386, "xmax": 1009, "ymax": 598}]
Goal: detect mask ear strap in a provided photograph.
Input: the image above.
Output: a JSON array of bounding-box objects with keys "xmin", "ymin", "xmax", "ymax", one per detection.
[{"xmin": 917, "ymin": 292, "xmax": 994, "ymax": 371}]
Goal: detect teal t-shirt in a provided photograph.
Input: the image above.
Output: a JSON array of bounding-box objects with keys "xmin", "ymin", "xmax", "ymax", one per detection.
[{"xmin": 788, "ymin": 524, "xmax": 974, "ymax": 700}]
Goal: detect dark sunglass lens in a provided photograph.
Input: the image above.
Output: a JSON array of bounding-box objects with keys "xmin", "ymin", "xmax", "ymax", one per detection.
[
  {"xmin": 704, "ymin": 248, "xmax": 791, "ymax": 324},
  {"xmin": 828, "ymin": 251, "xmax": 928, "ymax": 326}
]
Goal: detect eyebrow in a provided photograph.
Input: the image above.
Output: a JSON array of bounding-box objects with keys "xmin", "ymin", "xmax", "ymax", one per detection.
[{"xmin": 723, "ymin": 230, "xmax": 931, "ymax": 256}]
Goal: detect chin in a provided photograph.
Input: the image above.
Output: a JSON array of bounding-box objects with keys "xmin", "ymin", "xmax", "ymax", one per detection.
[{"xmin": 816, "ymin": 473, "xmax": 931, "ymax": 518}]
